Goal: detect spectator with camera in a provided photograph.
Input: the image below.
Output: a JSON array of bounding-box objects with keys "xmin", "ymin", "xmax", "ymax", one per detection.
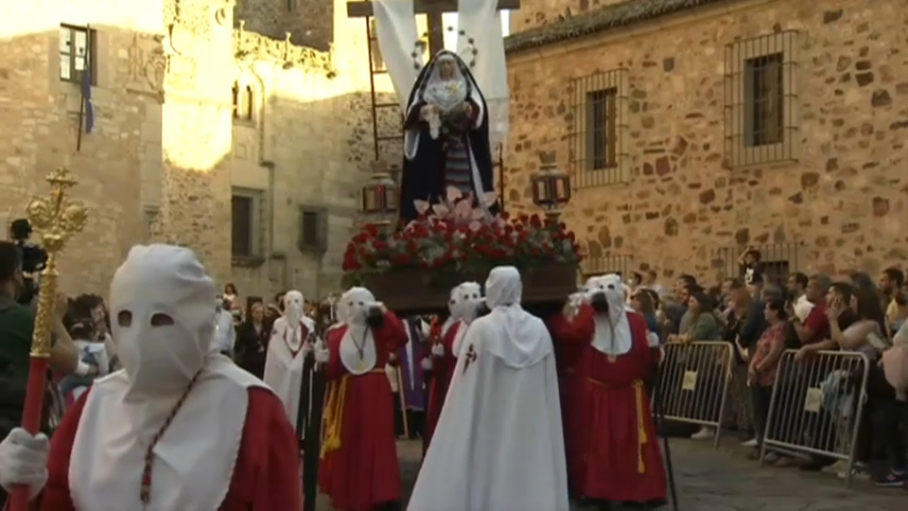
[{"xmin": 0, "ymin": 241, "xmax": 80, "ymax": 503}]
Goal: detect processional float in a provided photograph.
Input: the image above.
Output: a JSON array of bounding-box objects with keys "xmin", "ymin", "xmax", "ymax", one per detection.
[{"xmin": 8, "ymin": 167, "xmax": 88, "ymax": 511}]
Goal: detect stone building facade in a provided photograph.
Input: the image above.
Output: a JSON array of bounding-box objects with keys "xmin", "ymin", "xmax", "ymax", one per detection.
[
  {"xmin": 0, "ymin": 0, "xmax": 394, "ymax": 301},
  {"xmin": 504, "ymin": 0, "xmax": 908, "ymax": 283}
]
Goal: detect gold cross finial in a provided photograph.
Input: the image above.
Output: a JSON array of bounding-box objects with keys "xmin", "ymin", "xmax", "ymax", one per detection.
[{"xmin": 26, "ymin": 166, "xmax": 88, "ymax": 356}]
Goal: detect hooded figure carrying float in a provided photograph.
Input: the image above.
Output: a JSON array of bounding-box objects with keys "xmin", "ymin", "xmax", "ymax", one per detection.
[
  {"xmin": 548, "ymin": 274, "xmax": 667, "ymax": 510},
  {"xmin": 0, "ymin": 244, "xmax": 301, "ymax": 510},
  {"xmin": 551, "ymin": 284, "xmax": 590, "ymax": 498},
  {"xmin": 423, "ymin": 281, "xmax": 482, "ymax": 450},
  {"xmin": 317, "ymin": 287, "xmax": 408, "ymax": 511},
  {"xmin": 408, "ymin": 267, "xmax": 569, "ymax": 511},
  {"xmin": 399, "ymin": 50, "xmax": 496, "ymax": 221},
  {"xmin": 263, "ymin": 290, "xmax": 320, "ymax": 433}
]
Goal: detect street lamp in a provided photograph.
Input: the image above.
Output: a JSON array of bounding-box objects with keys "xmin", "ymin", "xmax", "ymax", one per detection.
[
  {"xmin": 530, "ymin": 163, "xmax": 571, "ymax": 221},
  {"xmin": 361, "ymin": 160, "xmax": 399, "ymax": 226}
]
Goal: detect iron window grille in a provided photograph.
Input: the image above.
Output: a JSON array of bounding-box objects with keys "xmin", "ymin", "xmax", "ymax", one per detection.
[
  {"xmin": 569, "ymin": 69, "xmax": 629, "ymax": 189},
  {"xmin": 231, "ymin": 188, "xmax": 267, "ymax": 265},
  {"xmin": 723, "ymin": 31, "xmax": 800, "ymax": 168}
]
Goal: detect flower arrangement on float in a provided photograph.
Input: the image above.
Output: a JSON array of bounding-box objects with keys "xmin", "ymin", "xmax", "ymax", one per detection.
[
  {"xmin": 342, "ymin": 188, "xmax": 580, "ymax": 274},
  {"xmin": 341, "ymin": 188, "xmax": 581, "ymax": 312}
]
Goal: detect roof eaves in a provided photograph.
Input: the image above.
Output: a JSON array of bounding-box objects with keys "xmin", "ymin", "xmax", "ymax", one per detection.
[{"xmin": 504, "ymin": 0, "xmax": 736, "ymax": 54}]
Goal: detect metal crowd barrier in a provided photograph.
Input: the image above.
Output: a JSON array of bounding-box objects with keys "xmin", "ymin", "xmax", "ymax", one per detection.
[
  {"xmin": 760, "ymin": 350, "xmax": 870, "ymax": 486},
  {"xmin": 657, "ymin": 341, "xmax": 734, "ymax": 447}
]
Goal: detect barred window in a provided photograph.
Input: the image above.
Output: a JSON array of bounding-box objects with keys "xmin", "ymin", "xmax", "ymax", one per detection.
[
  {"xmin": 746, "ymin": 53, "xmax": 784, "ymax": 147},
  {"xmin": 581, "ymin": 255, "xmax": 631, "ymax": 282},
  {"xmin": 569, "ymin": 69, "xmax": 628, "ymax": 189},
  {"xmin": 59, "ymin": 24, "xmax": 97, "ymax": 85},
  {"xmin": 231, "ymin": 188, "xmax": 266, "ymax": 265},
  {"xmin": 587, "ymin": 89, "xmax": 618, "ymax": 170},
  {"xmin": 298, "ymin": 206, "xmax": 328, "ymax": 253},
  {"xmin": 724, "ymin": 31, "xmax": 799, "ymax": 168},
  {"xmin": 711, "ymin": 243, "xmax": 802, "ymax": 283}
]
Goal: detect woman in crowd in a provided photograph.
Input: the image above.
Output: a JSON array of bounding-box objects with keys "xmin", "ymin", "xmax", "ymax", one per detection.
[
  {"xmin": 631, "ymin": 288, "xmax": 659, "ymax": 336},
  {"xmin": 828, "ymin": 285, "xmax": 887, "ymax": 356},
  {"xmin": 236, "ymin": 300, "xmax": 269, "ymax": 379},
  {"xmin": 826, "ymin": 284, "xmax": 893, "ymax": 480},
  {"xmin": 669, "ymin": 290, "xmax": 721, "ymax": 344},
  {"xmin": 668, "ymin": 290, "xmax": 721, "ymax": 440},
  {"xmin": 746, "ymin": 297, "xmax": 788, "ymax": 461},
  {"xmin": 723, "ymin": 281, "xmax": 755, "ymax": 445},
  {"xmin": 224, "ymin": 282, "xmax": 244, "ymax": 325}
]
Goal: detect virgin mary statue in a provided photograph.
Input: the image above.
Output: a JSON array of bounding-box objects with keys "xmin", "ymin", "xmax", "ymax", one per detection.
[{"xmin": 399, "ymin": 50, "xmax": 496, "ymax": 221}]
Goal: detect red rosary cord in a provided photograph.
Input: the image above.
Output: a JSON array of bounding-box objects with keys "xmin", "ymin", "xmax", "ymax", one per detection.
[
  {"xmin": 283, "ymin": 322, "xmax": 309, "ymax": 358},
  {"xmin": 140, "ymin": 369, "xmax": 203, "ymax": 505}
]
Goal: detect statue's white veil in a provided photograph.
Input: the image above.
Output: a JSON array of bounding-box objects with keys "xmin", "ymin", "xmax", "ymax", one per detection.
[
  {"xmin": 421, "ymin": 54, "xmax": 469, "ymax": 112},
  {"xmin": 404, "ymin": 50, "xmax": 485, "ymax": 161}
]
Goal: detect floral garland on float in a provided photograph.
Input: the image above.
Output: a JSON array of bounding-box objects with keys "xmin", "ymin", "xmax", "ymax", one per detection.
[{"xmin": 342, "ymin": 188, "xmax": 580, "ymax": 314}]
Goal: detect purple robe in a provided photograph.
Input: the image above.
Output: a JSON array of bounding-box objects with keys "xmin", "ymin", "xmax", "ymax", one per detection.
[{"xmin": 397, "ymin": 318, "xmax": 427, "ymax": 410}]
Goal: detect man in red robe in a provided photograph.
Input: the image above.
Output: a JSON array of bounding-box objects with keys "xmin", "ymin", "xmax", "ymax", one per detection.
[
  {"xmin": 548, "ymin": 274, "xmax": 666, "ymax": 510},
  {"xmin": 317, "ymin": 286, "xmax": 408, "ymax": 511},
  {"xmin": 0, "ymin": 244, "xmax": 301, "ymax": 510},
  {"xmin": 424, "ymin": 284, "xmax": 467, "ymax": 448}
]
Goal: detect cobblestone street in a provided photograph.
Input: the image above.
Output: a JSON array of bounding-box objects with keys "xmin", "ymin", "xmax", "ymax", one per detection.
[{"xmin": 316, "ymin": 437, "xmax": 906, "ymax": 511}]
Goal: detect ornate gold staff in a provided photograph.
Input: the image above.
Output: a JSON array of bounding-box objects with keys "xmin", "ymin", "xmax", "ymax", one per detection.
[{"xmin": 9, "ymin": 167, "xmax": 87, "ymax": 511}]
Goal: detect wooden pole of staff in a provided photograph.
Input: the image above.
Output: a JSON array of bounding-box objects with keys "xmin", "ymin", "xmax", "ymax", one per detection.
[
  {"xmin": 395, "ymin": 365, "xmax": 410, "ymax": 440},
  {"xmin": 8, "ymin": 167, "xmax": 88, "ymax": 511}
]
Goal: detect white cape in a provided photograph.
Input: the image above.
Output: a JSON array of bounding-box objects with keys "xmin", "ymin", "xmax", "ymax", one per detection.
[
  {"xmin": 263, "ymin": 316, "xmax": 315, "ymax": 430},
  {"xmin": 407, "ymin": 319, "xmax": 569, "ymax": 511},
  {"xmin": 69, "ymin": 357, "xmax": 267, "ymax": 510}
]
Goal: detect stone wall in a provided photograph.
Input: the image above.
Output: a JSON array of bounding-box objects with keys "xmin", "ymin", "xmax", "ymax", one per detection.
[
  {"xmin": 234, "ymin": 0, "xmax": 334, "ymax": 51},
  {"xmin": 0, "ymin": 0, "xmax": 391, "ymax": 300},
  {"xmin": 504, "ymin": 0, "xmax": 908, "ymax": 282},
  {"xmin": 511, "ymin": 0, "xmax": 630, "ymax": 32},
  {"xmin": 0, "ymin": 1, "xmax": 166, "ymax": 294},
  {"xmin": 226, "ymin": 0, "xmax": 399, "ymax": 301}
]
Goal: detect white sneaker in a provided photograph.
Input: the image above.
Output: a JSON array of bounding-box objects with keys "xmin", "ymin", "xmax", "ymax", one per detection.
[
  {"xmin": 823, "ymin": 459, "xmax": 848, "ymax": 475},
  {"xmin": 741, "ymin": 438, "xmax": 758, "ymax": 447},
  {"xmin": 690, "ymin": 427, "xmax": 715, "ymax": 440},
  {"xmin": 838, "ymin": 463, "xmax": 871, "ymax": 480}
]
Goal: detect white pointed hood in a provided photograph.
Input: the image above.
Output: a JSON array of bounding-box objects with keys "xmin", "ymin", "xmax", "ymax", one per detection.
[
  {"xmin": 479, "ymin": 266, "xmax": 551, "ymax": 368},
  {"xmin": 585, "ymin": 273, "xmax": 632, "ymax": 355},
  {"xmin": 70, "ymin": 244, "xmax": 265, "ymax": 510},
  {"xmin": 452, "ymin": 281, "xmax": 482, "ymax": 357},
  {"xmin": 339, "ymin": 286, "xmax": 381, "ymax": 375}
]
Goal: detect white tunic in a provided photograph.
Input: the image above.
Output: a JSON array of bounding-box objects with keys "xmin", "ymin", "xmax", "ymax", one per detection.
[
  {"xmin": 263, "ymin": 316, "xmax": 316, "ymax": 430},
  {"xmin": 69, "ymin": 357, "xmax": 267, "ymax": 510}
]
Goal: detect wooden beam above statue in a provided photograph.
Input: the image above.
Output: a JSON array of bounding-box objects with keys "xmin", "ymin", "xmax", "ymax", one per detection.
[{"xmin": 346, "ymin": 0, "xmax": 521, "ymax": 18}]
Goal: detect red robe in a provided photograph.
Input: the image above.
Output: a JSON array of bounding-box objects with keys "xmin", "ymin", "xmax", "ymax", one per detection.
[
  {"xmin": 318, "ymin": 312, "xmax": 408, "ymax": 511},
  {"xmin": 39, "ymin": 387, "xmax": 302, "ymax": 510},
  {"xmin": 552, "ymin": 305, "xmax": 666, "ymax": 502},
  {"xmin": 424, "ymin": 321, "xmax": 460, "ymax": 449},
  {"xmin": 547, "ymin": 313, "xmax": 588, "ymax": 495}
]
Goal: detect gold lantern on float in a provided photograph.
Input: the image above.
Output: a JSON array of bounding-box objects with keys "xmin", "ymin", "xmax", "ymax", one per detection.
[{"xmin": 530, "ymin": 163, "xmax": 572, "ymax": 221}]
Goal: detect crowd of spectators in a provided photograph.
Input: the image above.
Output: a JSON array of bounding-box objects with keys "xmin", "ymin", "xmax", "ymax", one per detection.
[{"xmin": 630, "ymin": 248, "xmax": 908, "ymax": 488}]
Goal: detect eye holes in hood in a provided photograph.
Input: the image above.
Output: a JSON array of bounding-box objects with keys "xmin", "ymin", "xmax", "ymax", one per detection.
[{"xmin": 117, "ymin": 310, "xmax": 175, "ymax": 327}]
